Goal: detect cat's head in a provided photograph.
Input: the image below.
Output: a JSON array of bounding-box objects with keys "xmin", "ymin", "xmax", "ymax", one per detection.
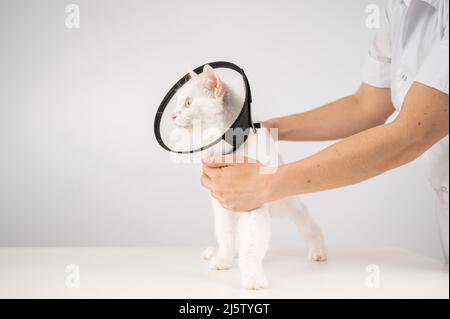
[{"xmin": 171, "ymin": 65, "xmax": 226, "ymax": 128}]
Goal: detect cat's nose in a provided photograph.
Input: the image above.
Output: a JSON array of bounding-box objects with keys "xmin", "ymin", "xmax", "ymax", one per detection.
[{"xmin": 171, "ymin": 114, "xmax": 177, "ymax": 120}]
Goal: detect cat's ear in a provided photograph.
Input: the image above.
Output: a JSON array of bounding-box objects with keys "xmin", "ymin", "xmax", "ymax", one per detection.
[
  {"xmin": 203, "ymin": 65, "xmax": 225, "ymax": 98},
  {"xmin": 189, "ymin": 70, "xmax": 199, "ymax": 80}
]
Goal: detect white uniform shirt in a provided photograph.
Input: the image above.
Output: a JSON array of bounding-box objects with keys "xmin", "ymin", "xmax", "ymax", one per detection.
[{"xmin": 362, "ymin": 0, "xmax": 449, "ymax": 261}]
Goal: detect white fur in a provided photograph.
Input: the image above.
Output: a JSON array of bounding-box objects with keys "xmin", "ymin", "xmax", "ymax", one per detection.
[{"xmin": 172, "ymin": 66, "xmax": 327, "ymax": 290}]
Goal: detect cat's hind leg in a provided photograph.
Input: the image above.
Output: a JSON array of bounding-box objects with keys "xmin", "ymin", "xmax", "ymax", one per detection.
[
  {"xmin": 271, "ymin": 198, "xmax": 327, "ymax": 262},
  {"xmin": 289, "ymin": 198, "xmax": 327, "ymax": 261},
  {"xmin": 238, "ymin": 206, "xmax": 271, "ymax": 290}
]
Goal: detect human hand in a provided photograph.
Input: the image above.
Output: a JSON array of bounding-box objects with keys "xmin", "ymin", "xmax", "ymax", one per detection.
[{"xmin": 201, "ymin": 155, "xmax": 274, "ymax": 212}]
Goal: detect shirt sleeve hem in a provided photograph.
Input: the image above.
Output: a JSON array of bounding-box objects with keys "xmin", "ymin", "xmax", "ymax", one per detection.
[
  {"xmin": 361, "ymin": 53, "xmax": 391, "ymax": 88},
  {"xmin": 415, "ymin": 42, "xmax": 449, "ymax": 95}
]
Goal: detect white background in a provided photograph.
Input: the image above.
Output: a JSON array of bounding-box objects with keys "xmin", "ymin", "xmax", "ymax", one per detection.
[{"xmin": 0, "ymin": 0, "xmax": 443, "ymax": 259}]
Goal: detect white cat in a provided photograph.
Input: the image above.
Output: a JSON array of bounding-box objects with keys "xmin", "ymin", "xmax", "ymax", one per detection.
[{"xmin": 171, "ymin": 65, "xmax": 327, "ymax": 290}]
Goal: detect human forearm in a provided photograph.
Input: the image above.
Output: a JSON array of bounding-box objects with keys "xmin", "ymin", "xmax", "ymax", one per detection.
[
  {"xmin": 268, "ymin": 83, "xmax": 449, "ymax": 201},
  {"xmin": 264, "ymin": 84, "xmax": 394, "ymax": 141},
  {"xmin": 269, "ymin": 122, "xmax": 413, "ymax": 199},
  {"xmin": 264, "ymin": 95, "xmax": 364, "ymax": 141}
]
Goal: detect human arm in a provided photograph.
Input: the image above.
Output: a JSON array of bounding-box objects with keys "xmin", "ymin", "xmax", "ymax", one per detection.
[
  {"xmin": 263, "ymin": 83, "xmax": 395, "ymax": 141},
  {"xmin": 202, "ymin": 82, "xmax": 449, "ymax": 212}
]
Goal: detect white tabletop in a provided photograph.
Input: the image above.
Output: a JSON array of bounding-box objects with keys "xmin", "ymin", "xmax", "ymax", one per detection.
[{"xmin": 0, "ymin": 247, "xmax": 447, "ymax": 299}]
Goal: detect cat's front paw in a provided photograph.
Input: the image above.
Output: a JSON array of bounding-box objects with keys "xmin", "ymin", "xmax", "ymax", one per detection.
[
  {"xmin": 208, "ymin": 256, "xmax": 233, "ymax": 270},
  {"xmin": 308, "ymin": 238, "xmax": 327, "ymax": 262},
  {"xmin": 241, "ymin": 271, "xmax": 268, "ymax": 290}
]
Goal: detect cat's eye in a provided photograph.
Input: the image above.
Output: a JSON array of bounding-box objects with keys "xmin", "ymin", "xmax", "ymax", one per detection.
[{"xmin": 185, "ymin": 97, "xmax": 192, "ymax": 108}]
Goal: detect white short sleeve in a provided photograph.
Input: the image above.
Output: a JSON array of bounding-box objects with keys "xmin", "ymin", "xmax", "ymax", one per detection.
[
  {"xmin": 362, "ymin": 52, "xmax": 391, "ymax": 88},
  {"xmin": 416, "ymin": 25, "xmax": 449, "ymax": 94},
  {"xmin": 362, "ymin": 1, "xmax": 392, "ymax": 88}
]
